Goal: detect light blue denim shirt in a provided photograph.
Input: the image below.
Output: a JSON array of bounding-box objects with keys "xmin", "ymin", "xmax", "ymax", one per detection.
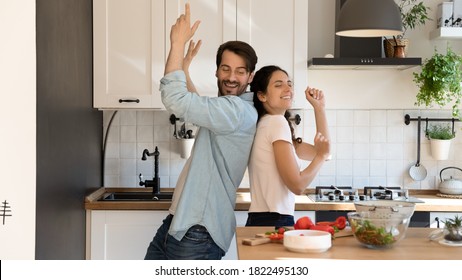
[{"xmin": 160, "ymin": 70, "xmax": 257, "ymax": 252}]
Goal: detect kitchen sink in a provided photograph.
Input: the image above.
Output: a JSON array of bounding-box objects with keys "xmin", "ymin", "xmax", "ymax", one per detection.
[{"xmin": 100, "ymin": 192, "xmax": 174, "ymax": 201}]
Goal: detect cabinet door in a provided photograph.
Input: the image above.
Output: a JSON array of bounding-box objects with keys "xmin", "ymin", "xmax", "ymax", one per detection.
[
  {"xmin": 165, "ymin": 0, "xmax": 237, "ymax": 97},
  {"xmin": 93, "ymin": 0, "xmax": 165, "ymax": 109},
  {"xmin": 88, "ymin": 210, "xmax": 168, "ymax": 260},
  {"xmin": 236, "ymin": 0, "xmax": 308, "ymax": 109}
]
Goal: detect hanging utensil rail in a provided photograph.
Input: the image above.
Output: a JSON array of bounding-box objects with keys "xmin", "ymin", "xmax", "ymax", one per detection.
[{"xmin": 404, "ymin": 114, "xmax": 460, "ymax": 137}]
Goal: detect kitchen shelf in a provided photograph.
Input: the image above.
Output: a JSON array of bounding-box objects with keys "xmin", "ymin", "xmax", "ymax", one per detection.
[{"xmin": 430, "ymin": 27, "xmax": 462, "ymax": 40}]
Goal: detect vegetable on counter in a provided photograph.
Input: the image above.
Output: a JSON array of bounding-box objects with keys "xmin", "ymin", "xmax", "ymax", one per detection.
[
  {"xmin": 310, "ymin": 224, "xmax": 335, "ymax": 236},
  {"xmin": 294, "ymin": 216, "xmax": 314, "ymax": 230},
  {"xmin": 265, "ymin": 227, "xmax": 290, "ymax": 241},
  {"xmin": 316, "ymin": 216, "xmax": 347, "ymax": 231},
  {"xmin": 351, "ymin": 219, "xmax": 395, "ymax": 246}
]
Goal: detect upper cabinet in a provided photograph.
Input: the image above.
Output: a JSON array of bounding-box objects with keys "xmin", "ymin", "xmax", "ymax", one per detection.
[
  {"xmin": 164, "ymin": 0, "xmax": 237, "ymax": 98},
  {"xmin": 235, "ymin": 0, "xmax": 308, "ymax": 109},
  {"xmin": 94, "ymin": 0, "xmax": 308, "ymax": 109},
  {"xmin": 93, "ymin": 0, "xmax": 165, "ymax": 109}
]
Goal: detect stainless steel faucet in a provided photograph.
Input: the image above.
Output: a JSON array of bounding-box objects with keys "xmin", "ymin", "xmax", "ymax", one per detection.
[{"xmin": 139, "ymin": 146, "xmax": 160, "ymax": 194}]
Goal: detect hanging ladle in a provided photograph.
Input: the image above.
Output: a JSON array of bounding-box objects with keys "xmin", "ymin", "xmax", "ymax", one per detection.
[{"xmin": 409, "ymin": 116, "xmax": 427, "ymax": 181}]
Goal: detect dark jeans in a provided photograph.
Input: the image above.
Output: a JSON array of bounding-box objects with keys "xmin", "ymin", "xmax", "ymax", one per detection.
[
  {"xmin": 245, "ymin": 212, "xmax": 295, "ymax": 228},
  {"xmin": 144, "ymin": 214, "xmax": 225, "ymax": 260}
]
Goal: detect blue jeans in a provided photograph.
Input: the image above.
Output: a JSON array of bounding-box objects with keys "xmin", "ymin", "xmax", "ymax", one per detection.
[
  {"xmin": 245, "ymin": 212, "xmax": 294, "ymax": 228},
  {"xmin": 144, "ymin": 214, "xmax": 225, "ymax": 260}
]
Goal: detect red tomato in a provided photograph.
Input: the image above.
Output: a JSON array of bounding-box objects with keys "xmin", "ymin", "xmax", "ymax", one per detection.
[
  {"xmin": 278, "ymin": 227, "xmax": 286, "ymax": 234},
  {"xmin": 268, "ymin": 232, "xmax": 284, "ymax": 240},
  {"xmin": 294, "ymin": 216, "xmax": 314, "ymax": 229},
  {"xmin": 310, "ymin": 225, "xmax": 335, "ymax": 236},
  {"xmin": 334, "ymin": 216, "xmax": 347, "ymax": 230}
]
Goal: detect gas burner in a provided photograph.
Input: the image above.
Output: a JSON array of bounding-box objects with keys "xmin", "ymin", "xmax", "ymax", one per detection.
[
  {"xmin": 310, "ymin": 185, "xmax": 425, "ymax": 203},
  {"xmin": 314, "ymin": 186, "xmax": 358, "ymax": 202},
  {"xmin": 363, "ymin": 186, "xmax": 409, "ymax": 201}
]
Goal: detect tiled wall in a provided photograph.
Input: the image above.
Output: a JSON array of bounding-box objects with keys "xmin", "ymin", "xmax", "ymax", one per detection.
[{"xmin": 103, "ymin": 109, "xmax": 462, "ymax": 190}]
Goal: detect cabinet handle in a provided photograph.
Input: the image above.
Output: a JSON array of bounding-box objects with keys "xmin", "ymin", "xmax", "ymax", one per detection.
[
  {"xmin": 119, "ymin": 98, "xmax": 140, "ymax": 103},
  {"xmin": 435, "ymin": 217, "xmax": 440, "ymax": 228}
]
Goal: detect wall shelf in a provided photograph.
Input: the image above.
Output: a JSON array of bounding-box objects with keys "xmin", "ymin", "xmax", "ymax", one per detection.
[{"xmin": 430, "ymin": 27, "xmax": 462, "ymax": 40}]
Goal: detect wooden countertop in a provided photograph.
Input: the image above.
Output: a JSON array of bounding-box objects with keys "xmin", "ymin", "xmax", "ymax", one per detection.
[
  {"xmin": 235, "ymin": 226, "xmax": 462, "ymax": 260},
  {"xmin": 85, "ymin": 187, "xmax": 462, "ymax": 212}
]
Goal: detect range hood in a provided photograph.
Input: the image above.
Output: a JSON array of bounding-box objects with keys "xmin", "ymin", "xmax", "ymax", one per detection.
[{"xmin": 308, "ymin": 0, "xmax": 421, "ymax": 70}]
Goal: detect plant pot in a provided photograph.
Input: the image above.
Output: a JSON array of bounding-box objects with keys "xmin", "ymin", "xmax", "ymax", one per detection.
[
  {"xmin": 383, "ymin": 38, "xmax": 409, "ymax": 58},
  {"xmin": 444, "ymin": 226, "xmax": 462, "ymax": 242},
  {"xmin": 429, "ymin": 138, "xmax": 452, "ymax": 160}
]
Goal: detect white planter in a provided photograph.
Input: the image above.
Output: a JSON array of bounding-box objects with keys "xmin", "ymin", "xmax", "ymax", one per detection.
[{"xmin": 430, "ymin": 138, "xmax": 452, "ymax": 160}]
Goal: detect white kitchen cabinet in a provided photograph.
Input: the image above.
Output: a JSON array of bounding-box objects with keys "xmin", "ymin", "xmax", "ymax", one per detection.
[
  {"xmin": 93, "ymin": 0, "xmax": 165, "ymax": 109},
  {"xmin": 165, "ymin": 0, "xmax": 308, "ymax": 105},
  {"xmin": 94, "ymin": 0, "xmax": 308, "ymax": 108},
  {"xmin": 235, "ymin": 0, "xmax": 308, "ymax": 109},
  {"xmin": 165, "ymin": 0, "xmax": 237, "ymax": 97},
  {"xmin": 86, "ymin": 209, "xmax": 247, "ymax": 260},
  {"xmin": 86, "ymin": 210, "xmax": 168, "ymax": 260},
  {"xmin": 430, "ymin": 212, "xmax": 462, "ymax": 228}
]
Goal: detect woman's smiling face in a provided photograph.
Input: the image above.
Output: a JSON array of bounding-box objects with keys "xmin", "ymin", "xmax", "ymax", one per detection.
[{"xmin": 257, "ymin": 70, "xmax": 293, "ymax": 115}]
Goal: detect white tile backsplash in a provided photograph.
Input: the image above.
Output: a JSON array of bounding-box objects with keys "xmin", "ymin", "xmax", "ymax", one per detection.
[{"xmin": 103, "ymin": 109, "xmax": 462, "ymax": 191}]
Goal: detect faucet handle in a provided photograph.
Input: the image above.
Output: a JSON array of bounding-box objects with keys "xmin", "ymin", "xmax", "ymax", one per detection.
[{"xmin": 139, "ymin": 173, "xmax": 145, "ymax": 186}]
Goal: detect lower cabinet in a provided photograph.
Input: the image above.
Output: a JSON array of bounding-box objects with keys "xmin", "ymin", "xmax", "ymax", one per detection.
[
  {"xmin": 86, "ymin": 210, "xmax": 169, "ymax": 260},
  {"xmin": 86, "ymin": 210, "xmax": 316, "ymax": 259}
]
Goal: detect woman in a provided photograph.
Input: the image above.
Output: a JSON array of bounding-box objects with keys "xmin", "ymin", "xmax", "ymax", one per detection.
[{"xmin": 246, "ymin": 65, "xmax": 330, "ymax": 227}]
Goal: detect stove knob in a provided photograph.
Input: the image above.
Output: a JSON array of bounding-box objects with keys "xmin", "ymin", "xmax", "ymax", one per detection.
[
  {"xmin": 349, "ymin": 195, "xmax": 355, "ymax": 201},
  {"xmin": 359, "ymin": 195, "xmax": 365, "ymax": 201},
  {"xmin": 339, "ymin": 195, "xmax": 345, "ymax": 201},
  {"xmin": 328, "ymin": 194, "xmax": 335, "ymax": 201}
]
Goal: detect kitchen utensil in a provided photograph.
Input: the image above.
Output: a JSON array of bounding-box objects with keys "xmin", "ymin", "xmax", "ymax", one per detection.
[
  {"xmin": 438, "ymin": 167, "xmax": 462, "ymax": 195},
  {"xmin": 348, "ymin": 211, "xmax": 410, "ymax": 249},
  {"xmin": 409, "ymin": 117, "xmax": 427, "ymax": 181},
  {"xmin": 241, "ymin": 236, "xmax": 273, "ymax": 246},
  {"xmin": 242, "ymin": 232, "xmax": 283, "ymax": 246},
  {"xmin": 242, "ymin": 228, "xmax": 353, "ymax": 246},
  {"xmin": 186, "ymin": 129, "xmax": 193, "ymax": 139},
  {"xmin": 283, "ymin": 230, "xmax": 332, "ymax": 253},
  {"xmin": 354, "ymin": 200, "xmax": 416, "ymax": 219},
  {"xmin": 178, "ymin": 123, "xmax": 186, "ymax": 138}
]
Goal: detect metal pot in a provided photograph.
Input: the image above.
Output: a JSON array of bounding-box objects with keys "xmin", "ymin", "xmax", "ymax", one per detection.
[{"xmin": 438, "ymin": 167, "xmax": 462, "ymax": 195}]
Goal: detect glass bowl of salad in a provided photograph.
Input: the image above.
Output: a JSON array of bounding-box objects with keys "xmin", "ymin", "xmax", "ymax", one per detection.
[{"xmin": 347, "ymin": 211, "xmax": 410, "ymax": 249}]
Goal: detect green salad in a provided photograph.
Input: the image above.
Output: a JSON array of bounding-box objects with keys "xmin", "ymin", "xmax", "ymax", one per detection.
[{"xmin": 351, "ymin": 219, "xmax": 395, "ymax": 246}]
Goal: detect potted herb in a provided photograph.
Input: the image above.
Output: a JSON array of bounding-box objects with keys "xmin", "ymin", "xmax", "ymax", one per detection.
[
  {"xmin": 384, "ymin": 0, "xmax": 431, "ymax": 57},
  {"xmin": 443, "ymin": 215, "xmax": 462, "ymax": 242},
  {"xmin": 413, "ymin": 45, "xmax": 462, "ymax": 119},
  {"xmin": 426, "ymin": 123, "xmax": 455, "ymax": 160}
]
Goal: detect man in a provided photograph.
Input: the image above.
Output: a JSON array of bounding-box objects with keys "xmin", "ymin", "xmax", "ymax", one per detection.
[{"xmin": 144, "ymin": 3, "xmax": 258, "ymax": 260}]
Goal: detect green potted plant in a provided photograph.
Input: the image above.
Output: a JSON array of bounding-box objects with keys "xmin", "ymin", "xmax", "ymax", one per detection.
[
  {"xmin": 413, "ymin": 45, "xmax": 462, "ymax": 119},
  {"xmin": 384, "ymin": 0, "xmax": 431, "ymax": 57},
  {"xmin": 426, "ymin": 123, "xmax": 455, "ymax": 160},
  {"xmin": 443, "ymin": 215, "xmax": 462, "ymax": 242}
]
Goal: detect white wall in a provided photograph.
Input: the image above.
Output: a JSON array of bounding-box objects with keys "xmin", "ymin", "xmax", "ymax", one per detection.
[{"xmin": 0, "ymin": 0, "xmax": 36, "ymax": 259}]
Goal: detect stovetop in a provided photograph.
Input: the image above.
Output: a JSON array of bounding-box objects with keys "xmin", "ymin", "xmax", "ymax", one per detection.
[{"xmin": 308, "ymin": 186, "xmax": 424, "ymax": 203}]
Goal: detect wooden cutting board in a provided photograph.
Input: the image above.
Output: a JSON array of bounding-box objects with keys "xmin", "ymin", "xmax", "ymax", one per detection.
[{"xmin": 242, "ymin": 227, "xmax": 353, "ymax": 246}]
